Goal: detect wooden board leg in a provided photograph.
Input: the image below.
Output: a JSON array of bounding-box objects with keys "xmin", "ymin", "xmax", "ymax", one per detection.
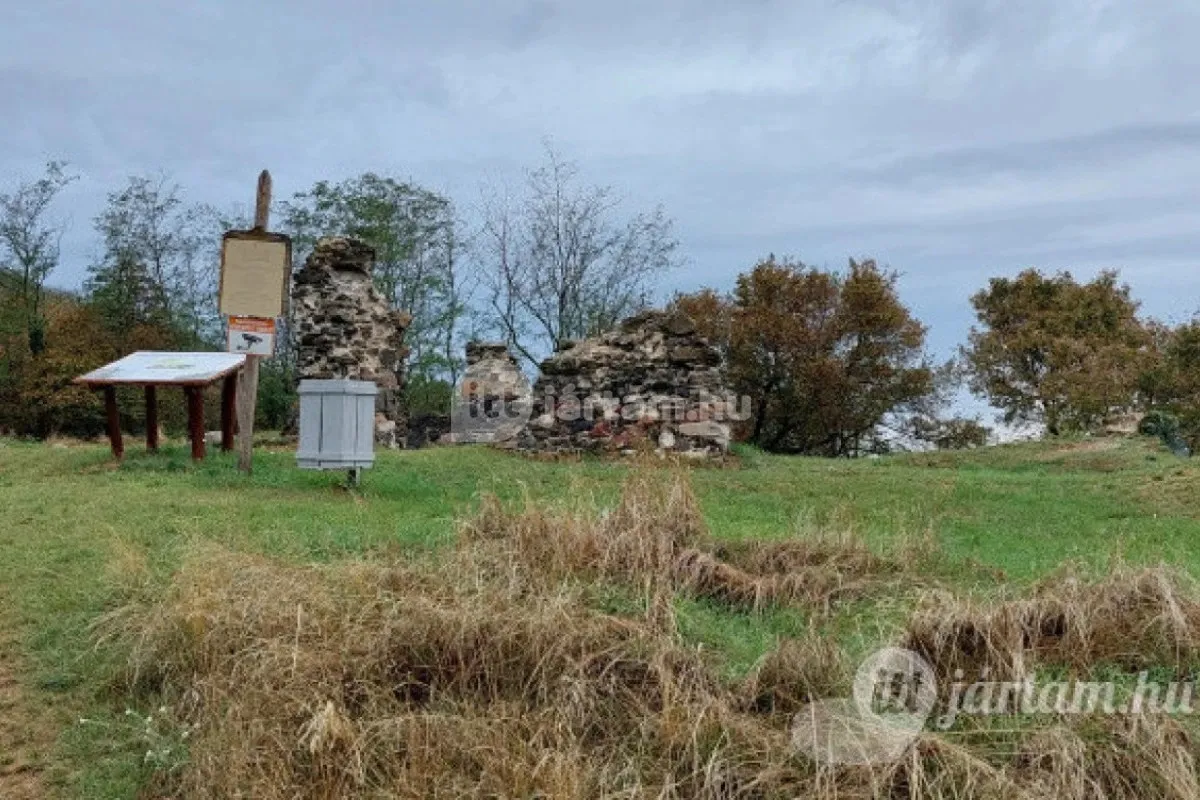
[
  {"xmin": 221, "ymin": 374, "xmax": 237, "ymax": 452},
  {"xmin": 104, "ymin": 387, "xmax": 123, "ymax": 459},
  {"xmin": 186, "ymin": 387, "xmax": 205, "ymax": 461},
  {"xmin": 144, "ymin": 385, "xmax": 159, "ymax": 451}
]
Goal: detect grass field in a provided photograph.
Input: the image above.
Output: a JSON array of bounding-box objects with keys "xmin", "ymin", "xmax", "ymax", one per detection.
[{"xmin": 1, "ymin": 434, "xmax": 1199, "ymax": 797}]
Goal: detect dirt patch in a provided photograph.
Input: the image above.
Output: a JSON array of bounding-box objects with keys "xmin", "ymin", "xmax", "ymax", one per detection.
[
  {"xmin": 0, "ymin": 622, "xmax": 49, "ymax": 800},
  {"xmin": 1039, "ymin": 439, "xmax": 1124, "ymax": 456}
]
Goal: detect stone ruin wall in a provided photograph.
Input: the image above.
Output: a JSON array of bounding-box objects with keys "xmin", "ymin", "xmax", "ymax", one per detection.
[
  {"xmin": 289, "ymin": 244, "xmax": 734, "ymax": 458},
  {"xmin": 516, "ymin": 310, "xmax": 737, "ymax": 457},
  {"xmin": 291, "ymin": 237, "xmax": 411, "ymax": 447},
  {"xmin": 447, "ymin": 341, "xmax": 532, "ymax": 447}
]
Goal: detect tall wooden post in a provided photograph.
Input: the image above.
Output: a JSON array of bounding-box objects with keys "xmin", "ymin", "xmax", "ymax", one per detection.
[{"xmin": 235, "ymin": 169, "xmax": 271, "ymax": 473}]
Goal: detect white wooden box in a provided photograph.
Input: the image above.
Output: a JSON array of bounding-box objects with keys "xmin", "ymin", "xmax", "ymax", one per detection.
[{"xmin": 296, "ymin": 379, "xmax": 378, "ymax": 470}]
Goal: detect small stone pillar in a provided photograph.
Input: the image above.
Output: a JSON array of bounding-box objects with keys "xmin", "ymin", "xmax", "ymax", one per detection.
[{"xmin": 449, "ymin": 341, "xmax": 532, "ymax": 447}]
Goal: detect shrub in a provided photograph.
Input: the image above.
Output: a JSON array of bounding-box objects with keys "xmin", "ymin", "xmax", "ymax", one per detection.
[{"xmin": 1139, "ymin": 410, "xmax": 1191, "ymax": 457}]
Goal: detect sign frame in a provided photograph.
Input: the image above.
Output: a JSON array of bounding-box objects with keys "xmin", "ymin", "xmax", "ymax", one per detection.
[{"xmin": 217, "ymin": 229, "xmax": 292, "ymax": 319}]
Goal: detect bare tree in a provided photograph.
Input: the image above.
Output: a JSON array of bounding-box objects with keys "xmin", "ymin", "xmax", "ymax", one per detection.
[
  {"xmin": 436, "ymin": 220, "xmax": 475, "ymax": 386},
  {"xmin": 0, "ymin": 161, "xmax": 76, "ymax": 350},
  {"xmin": 476, "ymin": 146, "xmax": 680, "ymax": 366}
]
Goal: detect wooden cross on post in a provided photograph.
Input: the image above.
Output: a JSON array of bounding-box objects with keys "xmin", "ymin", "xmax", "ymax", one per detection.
[{"xmin": 218, "ymin": 170, "xmax": 291, "ymax": 474}]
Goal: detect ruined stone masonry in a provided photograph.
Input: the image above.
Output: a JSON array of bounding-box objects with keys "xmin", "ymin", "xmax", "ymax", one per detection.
[
  {"xmin": 291, "ymin": 237, "xmax": 411, "ymax": 447},
  {"xmin": 518, "ymin": 310, "xmax": 740, "ymax": 457},
  {"xmin": 449, "ymin": 341, "xmax": 533, "ymax": 447}
]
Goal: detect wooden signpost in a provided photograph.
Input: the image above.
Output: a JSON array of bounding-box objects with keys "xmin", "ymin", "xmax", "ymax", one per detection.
[
  {"xmin": 219, "ymin": 170, "xmax": 291, "ymax": 474},
  {"xmin": 75, "ymin": 171, "xmax": 288, "ymax": 470}
]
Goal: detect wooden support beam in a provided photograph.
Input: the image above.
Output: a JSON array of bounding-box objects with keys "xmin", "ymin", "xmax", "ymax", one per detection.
[
  {"xmin": 236, "ymin": 168, "xmax": 272, "ymax": 474},
  {"xmin": 186, "ymin": 386, "xmax": 206, "ymax": 461},
  {"xmin": 144, "ymin": 385, "xmax": 159, "ymax": 451},
  {"xmin": 221, "ymin": 373, "xmax": 237, "ymax": 452},
  {"xmin": 104, "ymin": 387, "xmax": 123, "ymax": 459}
]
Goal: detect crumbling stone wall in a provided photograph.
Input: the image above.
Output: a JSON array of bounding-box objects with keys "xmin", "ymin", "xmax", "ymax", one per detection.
[
  {"xmin": 449, "ymin": 341, "xmax": 532, "ymax": 447},
  {"xmin": 291, "ymin": 237, "xmax": 411, "ymax": 447},
  {"xmin": 519, "ymin": 310, "xmax": 738, "ymax": 457}
]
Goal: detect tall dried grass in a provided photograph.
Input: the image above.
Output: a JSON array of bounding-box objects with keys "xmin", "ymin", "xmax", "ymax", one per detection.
[
  {"xmin": 97, "ymin": 471, "xmax": 1200, "ymax": 798},
  {"xmin": 101, "ymin": 539, "xmax": 824, "ymax": 798},
  {"xmin": 461, "ymin": 470, "xmax": 912, "ymax": 611},
  {"xmin": 904, "ymin": 566, "xmax": 1200, "ymax": 682}
]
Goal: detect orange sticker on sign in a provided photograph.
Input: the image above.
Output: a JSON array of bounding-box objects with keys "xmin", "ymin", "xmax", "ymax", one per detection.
[
  {"xmin": 227, "ymin": 316, "xmax": 276, "ymax": 356},
  {"xmin": 228, "ymin": 316, "xmax": 275, "ymax": 334}
]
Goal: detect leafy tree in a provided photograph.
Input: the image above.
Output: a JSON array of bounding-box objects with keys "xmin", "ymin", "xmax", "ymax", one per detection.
[
  {"xmin": 1138, "ymin": 409, "xmax": 1190, "ymax": 456},
  {"xmin": 1135, "ymin": 318, "xmax": 1175, "ymax": 409},
  {"xmin": 85, "ymin": 175, "xmax": 218, "ymax": 347},
  {"xmin": 963, "ymin": 269, "xmax": 1150, "ymax": 434},
  {"xmin": 281, "ymin": 174, "xmax": 468, "ymax": 385},
  {"xmin": 1142, "ymin": 319, "xmax": 1200, "ymax": 451},
  {"xmin": 476, "ymin": 146, "xmax": 680, "ymax": 366},
  {"xmin": 0, "ymin": 161, "xmax": 76, "ymax": 353},
  {"xmin": 909, "ymin": 415, "xmax": 992, "ymax": 450},
  {"xmin": 405, "ymin": 374, "xmax": 454, "ymax": 418},
  {"xmin": 675, "ymin": 257, "xmax": 934, "ymax": 456},
  {"xmin": 256, "ymin": 358, "xmax": 298, "ymax": 431}
]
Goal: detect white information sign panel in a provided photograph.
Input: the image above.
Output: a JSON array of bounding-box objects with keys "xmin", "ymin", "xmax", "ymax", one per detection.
[{"xmin": 76, "ymin": 351, "xmax": 246, "ymax": 385}]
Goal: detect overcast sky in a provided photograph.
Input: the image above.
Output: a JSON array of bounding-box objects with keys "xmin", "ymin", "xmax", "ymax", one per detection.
[{"xmin": 3, "ymin": 0, "xmax": 1199, "ymax": 380}]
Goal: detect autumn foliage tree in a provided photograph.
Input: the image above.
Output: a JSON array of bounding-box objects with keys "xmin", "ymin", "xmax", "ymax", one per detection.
[
  {"xmin": 675, "ymin": 257, "xmax": 934, "ymax": 456},
  {"xmin": 1139, "ymin": 319, "xmax": 1200, "ymax": 449},
  {"xmin": 0, "ymin": 297, "xmax": 116, "ymax": 436},
  {"xmin": 963, "ymin": 269, "xmax": 1151, "ymax": 435}
]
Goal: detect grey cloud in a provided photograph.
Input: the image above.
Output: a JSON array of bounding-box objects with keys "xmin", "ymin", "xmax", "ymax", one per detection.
[
  {"xmin": 1, "ymin": 0, "xmax": 1198, "ymax": 375},
  {"xmin": 843, "ymin": 123, "xmax": 1200, "ymax": 185}
]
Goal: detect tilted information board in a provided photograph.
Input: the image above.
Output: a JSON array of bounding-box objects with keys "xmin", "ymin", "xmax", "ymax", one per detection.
[{"xmin": 76, "ymin": 351, "xmax": 246, "ymax": 386}]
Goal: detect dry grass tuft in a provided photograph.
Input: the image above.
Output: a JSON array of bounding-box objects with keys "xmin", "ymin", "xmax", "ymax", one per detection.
[
  {"xmin": 716, "ymin": 530, "xmax": 894, "ymax": 577},
  {"xmin": 1014, "ymin": 716, "xmax": 1199, "ymax": 799},
  {"xmin": 100, "ymin": 538, "xmax": 820, "ymax": 798},
  {"xmin": 903, "ymin": 566, "xmax": 1200, "ymax": 681},
  {"xmin": 463, "ymin": 469, "xmax": 909, "ymax": 611},
  {"xmin": 874, "ymin": 734, "xmax": 1018, "ymax": 799},
  {"xmin": 738, "ymin": 633, "xmax": 850, "ymax": 716}
]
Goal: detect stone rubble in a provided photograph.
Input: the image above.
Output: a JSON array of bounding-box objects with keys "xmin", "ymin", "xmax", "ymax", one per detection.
[
  {"xmin": 517, "ymin": 310, "xmax": 738, "ymax": 458},
  {"xmin": 291, "ymin": 237, "xmax": 411, "ymax": 448}
]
